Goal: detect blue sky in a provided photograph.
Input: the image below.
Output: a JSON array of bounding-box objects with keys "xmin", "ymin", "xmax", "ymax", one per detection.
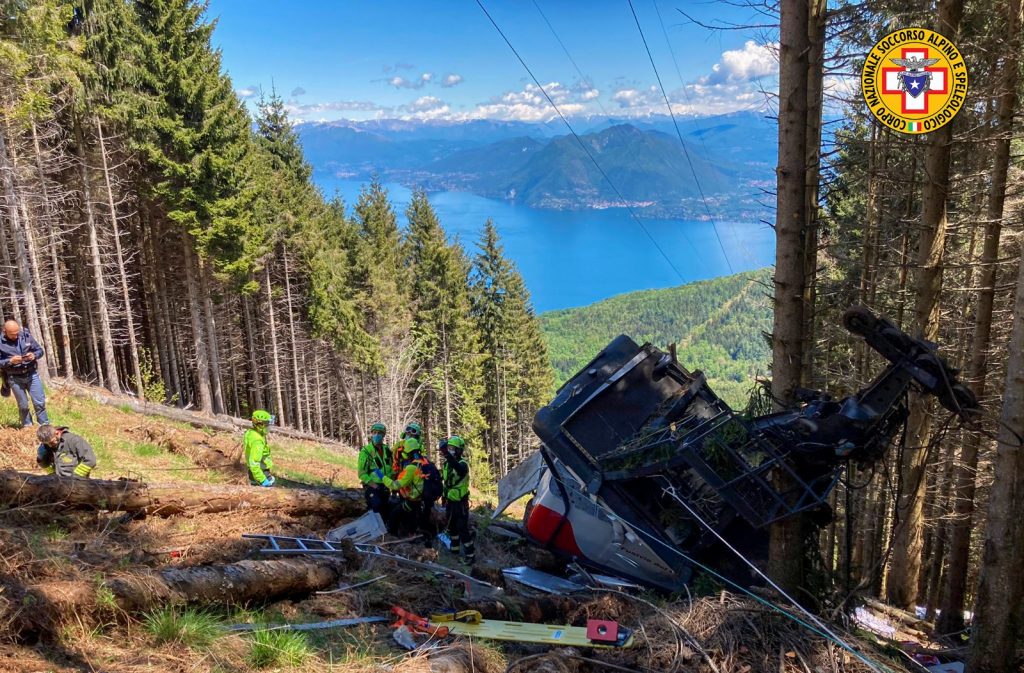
[{"xmin": 207, "ymin": 0, "xmax": 781, "ymax": 123}]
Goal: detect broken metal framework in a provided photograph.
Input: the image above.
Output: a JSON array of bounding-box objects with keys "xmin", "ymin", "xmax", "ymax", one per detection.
[{"xmin": 522, "ymin": 306, "xmax": 979, "ymax": 591}]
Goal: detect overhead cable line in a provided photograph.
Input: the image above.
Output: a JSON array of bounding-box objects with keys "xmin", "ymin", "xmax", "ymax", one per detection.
[
  {"xmin": 530, "ymin": 0, "xmax": 610, "ymax": 118},
  {"xmin": 475, "ymin": 0, "xmax": 695, "ymax": 283},
  {"xmin": 628, "ymin": 0, "xmax": 734, "ymax": 274},
  {"xmin": 651, "ymin": 0, "xmax": 757, "ymax": 268}
]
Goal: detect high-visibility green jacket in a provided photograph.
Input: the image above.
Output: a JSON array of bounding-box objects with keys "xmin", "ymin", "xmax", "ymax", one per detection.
[
  {"xmin": 358, "ymin": 442, "xmax": 392, "ymax": 486},
  {"xmin": 244, "ymin": 426, "xmax": 274, "ymax": 483},
  {"xmin": 384, "ymin": 458, "xmax": 426, "ymax": 501},
  {"xmin": 442, "ymin": 456, "xmax": 470, "ymax": 501},
  {"xmin": 36, "ymin": 428, "xmax": 96, "ymax": 478}
]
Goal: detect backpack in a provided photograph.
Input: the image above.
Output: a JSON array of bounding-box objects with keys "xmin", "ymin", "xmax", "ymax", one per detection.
[{"xmin": 418, "ymin": 459, "xmax": 443, "ymax": 502}]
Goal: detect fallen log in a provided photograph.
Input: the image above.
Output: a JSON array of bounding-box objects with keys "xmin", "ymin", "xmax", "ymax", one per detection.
[
  {"xmin": 7, "ymin": 554, "xmax": 359, "ymax": 636},
  {"xmin": 108, "ymin": 554, "xmax": 357, "ymax": 611},
  {"xmin": 0, "ymin": 470, "xmax": 366, "ymax": 517}
]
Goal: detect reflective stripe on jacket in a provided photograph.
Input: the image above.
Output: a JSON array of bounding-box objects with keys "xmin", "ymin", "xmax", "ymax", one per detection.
[
  {"xmin": 36, "ymin": 429, "xmax": 96, "ymax": 478},
  {"xmin": 442, "ymin": 457, "xmax": 470, "ymax": 501},
  {"xmin": 385, "ymin": 457, "xmax": 427, "ymax": 501}
]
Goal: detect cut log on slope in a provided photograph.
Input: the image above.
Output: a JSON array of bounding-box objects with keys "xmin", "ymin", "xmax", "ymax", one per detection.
[
  {"xmin": 8, "ymin": 555, "xmax": 357, "ymax": 636},
  {"xmin": 0, "ymin": 470, "xmax": 366, "ymax": 517}
]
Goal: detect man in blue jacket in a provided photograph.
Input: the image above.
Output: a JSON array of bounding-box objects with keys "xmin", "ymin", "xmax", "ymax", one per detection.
[{"xmin": 0, "ymin": 320, "xmax": 48, "ymax": 427}]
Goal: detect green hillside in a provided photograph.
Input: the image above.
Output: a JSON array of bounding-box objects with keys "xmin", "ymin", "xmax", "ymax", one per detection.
[{"xmin": 540, "ymin": 269, "xmax": 773, "ymax": 408}]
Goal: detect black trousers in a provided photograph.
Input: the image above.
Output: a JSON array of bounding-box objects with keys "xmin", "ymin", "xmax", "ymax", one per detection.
[
  {"xmin": 364, "ymin": 484, "xmax": 391, "ymax": 518},
  {"xmin": 445, "ymin": 498, "xmax": 475, "ymax": 561},
  {"xmin": 389, "ymin": 497, "xmax": 438, "ymax": 545}
]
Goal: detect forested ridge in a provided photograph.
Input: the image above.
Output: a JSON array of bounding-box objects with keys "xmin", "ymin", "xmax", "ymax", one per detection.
[
  {"xmin": 540, "ymin": 269, "xmax": 772, "ymax": 407},
  {"xmin": 0, "ymin": 0, "xmax": 553, "ymax": 485}
]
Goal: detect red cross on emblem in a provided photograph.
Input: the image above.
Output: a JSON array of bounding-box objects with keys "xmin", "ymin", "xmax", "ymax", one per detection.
[{"xmin": 881, "ymin": 48, "xmax": 949, "ymax": 114}]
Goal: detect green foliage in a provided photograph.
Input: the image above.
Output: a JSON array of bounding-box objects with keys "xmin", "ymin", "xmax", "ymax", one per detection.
[
  {"xmin": 470, "ymin": 220, "xmax": 554, "ymax": 476},
  {"xmin": 144, "ymin": 607, "xmax": 222, "ymax": 648},
  {"xmin": 247, "ymin": 629, "xmax": 311, "ymax": 668},
  {"xmin": 134, "ymin": 347, "xmax": 175, "ymax": 404},
  {"xmin": 540, "ymin": 269, "xmax": 772, "ymax": 408}
]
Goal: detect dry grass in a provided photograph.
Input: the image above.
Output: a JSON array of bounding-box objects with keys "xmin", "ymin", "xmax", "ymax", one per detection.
[{"xmin": 0, "ymin": 385, "xmax": 921, "ymax": 673}]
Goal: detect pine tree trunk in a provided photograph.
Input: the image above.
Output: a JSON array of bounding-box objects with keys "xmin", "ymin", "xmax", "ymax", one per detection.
[
  {"xmin": 887, "ymin": 0, "xmax": 964, "ymax": 609},
  {"xmin": 73, "ymin": 114, "xmax": 121, "ymax": 392},
  {"xmin": 265, "ymin": 265, "xmax": 286, "ymax": 423},
  {"xmin": 967, "ymin": 225, "xmax": 1024, "ymax": 672},
  {"xmin": 198, "ymin": 256, "xmax": 225, "ymax": 413},
  {"xmin": 182, "ymin": 234, "xmax": 213, "ymax": 413},
  {"xmin": 769, "ymin": 0, "xmax": 813, "ymax": 596},
  {"xmin": 0, "ymin": 124, "xmax": 46, "ymax": 380},
  {"xmin": 24, "ymin": 120, "xmax": 59, "ymax": 378},
  {"xmin": 95, "ymin": 120, "xmax": 143, "ymax": 398},
  {"xmin": 242, "ymin": 293, "xmax": 264, "ymax": 410},
  {"xmin": 140, "ymin": 213, "xmax": 169, "ymax": 400},
  {"xmin": 156, "ymin": 244, "xmax": 183, "ymax": 406},
  {"xmin": 937, "ymin": 0, "xmax": 1022, "ymax": 636},
  {"xmin": 282, "ymin": 252, "xmax": 304, "ymax": 431}
]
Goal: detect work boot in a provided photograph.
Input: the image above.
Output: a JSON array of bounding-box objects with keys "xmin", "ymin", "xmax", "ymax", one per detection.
[{"xmin": 422, "ymin": 533, "xmax": 433, "ymax": 549}]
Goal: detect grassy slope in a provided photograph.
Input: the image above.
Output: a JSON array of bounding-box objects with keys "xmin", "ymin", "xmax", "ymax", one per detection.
[
  {"xmin": 0, "ymin": 387, "xmax": 360, "ymax": 487},
  {"xmin": 540, "ymin": 269, "xmax": 773, "ymax": 408}
]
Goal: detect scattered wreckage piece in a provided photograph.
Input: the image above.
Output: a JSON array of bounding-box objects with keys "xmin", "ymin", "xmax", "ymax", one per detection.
[
  {"xmin": 327, "ymin": 511, "xmax": 388, "ymax": 544},
  {"xmin": 502, "ymin": 566, "xmax": 586, "ymax": 594},
  {"xmin": 359, "ymin": 544, "xmax": 501, "ymax": 598},
  {"xmin": 510, "ymin": 306, "xmax": 979, "ymax": 591},
  {"xmin": 223, "ymin": 616, "xmax": 389, "ymax": 632}
]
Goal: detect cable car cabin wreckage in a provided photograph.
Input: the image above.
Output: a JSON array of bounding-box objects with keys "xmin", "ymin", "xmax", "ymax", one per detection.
[{"xmin": 498, "ymin": 306, "xmax": 980, "ymax": 592}]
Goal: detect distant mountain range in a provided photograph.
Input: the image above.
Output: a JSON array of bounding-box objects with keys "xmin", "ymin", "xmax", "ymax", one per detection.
[{"xmin": 298, "ymin": 111, "xmax": 777, "ymax": 219}]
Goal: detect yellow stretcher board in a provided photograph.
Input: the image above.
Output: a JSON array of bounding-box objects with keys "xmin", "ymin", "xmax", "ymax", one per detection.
[{"xmin": 430, "ymin": 612, "xmax": 634, "ymax": 648}]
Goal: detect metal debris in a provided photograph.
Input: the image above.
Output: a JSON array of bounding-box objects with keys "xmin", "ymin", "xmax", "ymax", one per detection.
[
  {"xmin": 502, "ymin": 566, "xmax": 585, "ymax": 594},
  {"xmin": 224, "ymin": 616, "xmax": 389, "ymax": 632},
  {"xmin": 326, "ymin": 511, "xmax": 387, "ymax": 544}
]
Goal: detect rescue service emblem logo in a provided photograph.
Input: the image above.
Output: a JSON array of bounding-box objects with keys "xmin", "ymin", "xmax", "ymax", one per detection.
[{"xmin": 861, "ymin": 28, "xmax": 968, "ymax": 134}]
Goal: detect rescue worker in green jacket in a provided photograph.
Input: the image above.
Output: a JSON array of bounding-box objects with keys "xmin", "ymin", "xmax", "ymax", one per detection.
[
  {"xmin": 440, "ymin": 435, "xmax": 475, "ymax": 564},
  {"xmin": 358, "ymin": 421, "xmax": 392, "ymax": 517},
  {"xmin": 245, "ymin": 410, "xmax": 276, "ymax": 486},
  {"xmin": 383, "ymin": 425, "xmax": 441, "ymax": 546},
  {"xmin": 36, "ymin": 424, "xmax": 97, "ymax": 478}
]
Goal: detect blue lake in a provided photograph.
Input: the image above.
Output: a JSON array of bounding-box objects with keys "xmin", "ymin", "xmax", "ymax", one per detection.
[{"xmin": 316, "ymin": 176, "xmax": 776, "ymax": 313}]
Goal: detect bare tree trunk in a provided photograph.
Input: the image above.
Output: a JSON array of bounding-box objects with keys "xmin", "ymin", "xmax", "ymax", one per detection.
[
  {"xmin": 72, "ymin": 114, "xmax": 121, "ymax": 392},
  {"xmin": 96, "ymin": 120, "xmax": 143, "ymax": 398},
  {"xmin": 937, "ymin": 0, "xmax": 1022, "ymax": 636},
  {"xmin": 887, "ymin": 0, "xmax": 964, "ymax": 609},
  {"xmin": 968, "ymin": 230, "xmax": 1024, "ymax": 672},
  {"xmin": 242, "ymin": 292, "xmax": 264, "ymax": 410},
  {"xmin": 198, "ymin": 256, "xmax": 224, "ymax": 413},
  {"xmin": 264, "ymin": 265, "xmax": 286, "ymax": 424},
  {"xmin": 769, "ymin": 0, "xmax": 813, "ymax": 596},
  {"xmin": 0, "ymin": 124, "xmax": 46, "ymax": 379},
  {"xmin": 282, "ymin": 252, "xmax": 304, "ymax": 431},
  {"xmin": 182, "ymin": 234, "xmax": 212, "ymax": 413}
]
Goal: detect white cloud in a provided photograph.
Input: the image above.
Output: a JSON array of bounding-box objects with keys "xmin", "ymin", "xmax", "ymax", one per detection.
[
  {"xmin": 388, "ymin": 72, "xmax": 434, "ymax": 89},
  {"xmin": 612, "ymin": 88, "xmax": 649, "ymax": 108},
  {"xmin": 397, "ymin": 96, "xmax": 452, "ymax": 120},
  {"xmin": 236, "ymin": 85, "xmax": 259, "ymax": 100},
  {"xmin": 441, "ymin": 73, "xmax": 464, "ymax": 88},
  {"xmin": 284, "ymin": 100, "xmax": 386, "ymax": 120},
  {"xmin": 581, "ymin": 88, "xmax": 600, "ymax": 101},
  {"xmin": 703, "ymin": 40, "xmax": 777, "ymax": 84},
  {"xmin": 290, "ymin": 86, "xmax": 306, "ymax": 97}
]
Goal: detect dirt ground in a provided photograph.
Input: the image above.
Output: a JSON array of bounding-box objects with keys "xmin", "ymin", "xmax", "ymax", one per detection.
[{"xmin": 0, "ymin": 389, "xmax": 918, "ymax": 673}]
